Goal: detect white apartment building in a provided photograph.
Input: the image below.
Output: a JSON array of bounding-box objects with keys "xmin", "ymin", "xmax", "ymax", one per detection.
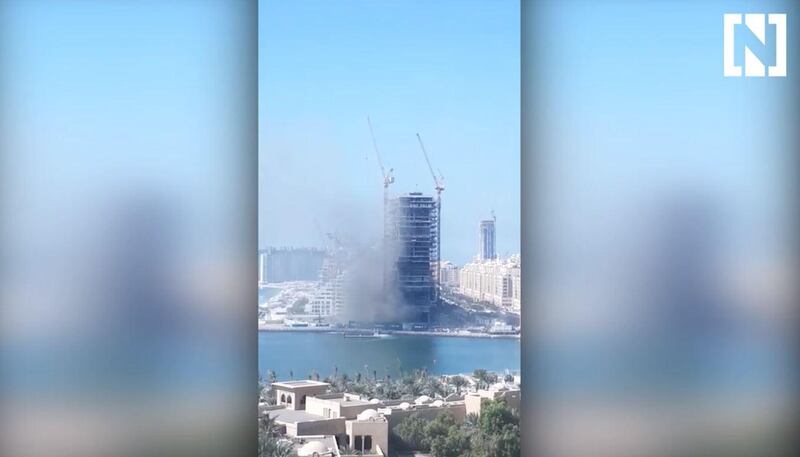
[
  {"xmin": 439, "ymin": 261, "xmax": 460, "ymax": 288},
  {"xmin": 308, "ymin": 257, "xmax": 345, "ymax": 318},
  {"xmin": 458, "ymin": 255, "xmax": 520, "ymax": 311}
]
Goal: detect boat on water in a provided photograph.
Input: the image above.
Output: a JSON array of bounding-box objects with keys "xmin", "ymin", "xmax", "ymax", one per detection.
[
  {"xmin": 343, "ymin": 331, "xmax": 392, "ymax": 339},
  {"xmin": 283, "ymin": 319, "xmax": 309, "ymax": 328},
  {"xmin": 487, "ymin": 321, "xmax": 518, "ymax": 335}
]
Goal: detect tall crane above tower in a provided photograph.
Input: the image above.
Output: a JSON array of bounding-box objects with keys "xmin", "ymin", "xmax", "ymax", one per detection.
[
  {"xmin": 416, "ymin": 133, "xmax": 444, "ymax": 304},
  {"xmin": 367, "ymin": 117, "xmax": 395, "ymax": 208},
  {"xmin": 368, "ymin": 117, "xmax": 395, "ymax": 303}
]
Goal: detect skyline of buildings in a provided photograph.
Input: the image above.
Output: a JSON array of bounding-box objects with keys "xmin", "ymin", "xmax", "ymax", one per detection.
[{"xmin": 261, "ymin": 204, "xmax": 522, "ymax": 320}]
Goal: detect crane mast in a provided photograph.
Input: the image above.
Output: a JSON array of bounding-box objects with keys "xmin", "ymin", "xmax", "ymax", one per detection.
[{"xmin": 367, "ymin": 117, "xmax": 394, "ymax": 192}]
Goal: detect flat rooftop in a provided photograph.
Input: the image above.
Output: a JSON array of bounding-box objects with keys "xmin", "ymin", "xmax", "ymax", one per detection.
[
  {"xmin": 272, "ymin": 380, "xmax": 330, "ymax": 389},
  {"xmin": 268, "ymin": 408, "xmax": 331, "ymax": 424},
  {"xmin": 313, "ymin": 393, "xmax": 373, "ymax": 407},
  {"xmin": 330, "ymin": 397, "xmax": 372, "ymax": 407}
]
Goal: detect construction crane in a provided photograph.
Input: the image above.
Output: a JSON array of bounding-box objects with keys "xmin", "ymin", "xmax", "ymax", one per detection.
[
  {"xmin": 416, "ymin": 133, "xmax": 445, "ymax": 197},
  {"xmin": 367, "ymin": 117, "xmax": 395, "ymax": 302},
  {"xmin": 367, "ymin": 117, "xmax": 395, "ymax": 204},
  {"xmin": 416, "ymin": 133, "xmax": 444, "ymax": 304}
]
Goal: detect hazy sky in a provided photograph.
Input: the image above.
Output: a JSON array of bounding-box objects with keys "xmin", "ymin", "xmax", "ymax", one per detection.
[
  {"xmin": 2, "ymin": 0, "xmax": 250, "ymax": 254},
  {"xmin": 527, "ymin": 0, "xmax": 796, "ymax": 340},
  {"xmin": 259, "ymin": 0, "xmax": 520, "ymax": 265},
  {"xmin": 533, "ymin": 0, "xmax": 794, "ymax": 260}
]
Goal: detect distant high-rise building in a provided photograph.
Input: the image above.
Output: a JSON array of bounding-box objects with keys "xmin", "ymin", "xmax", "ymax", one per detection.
[
  {"xmin": 258, "ymin": 247, "xmax": 326, "ymax": 284},
  {"xmin": 385, "ymin": 192, "xmax": 439, "ymax": 325},
  {"xmin": 479, "ymin": 218, "xmax": 496, "ymax": 261}
]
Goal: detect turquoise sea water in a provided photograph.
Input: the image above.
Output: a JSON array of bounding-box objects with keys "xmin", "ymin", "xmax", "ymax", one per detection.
[{"xmin": 258, "ymin": 331, "xmax": 520, "ymax": 380}]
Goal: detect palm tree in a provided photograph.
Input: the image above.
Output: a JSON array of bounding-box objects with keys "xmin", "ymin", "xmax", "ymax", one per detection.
[
  {"xmin": 473, "ymin": 369, "xmax": 488, "ymax": 390},
  {"xmin": 258, "ymin": 415, "xmax": 293, "ymax": 457},
  {"xmin": 338, "ymin": 373, "xmax": 350, "ymax": 392},
  {"xmin": 405, "ymin": 383, "xmax": 422, "ymax": 398},
  {"xmin": 433, "ymin": 379, "xmax": 447, "ymax": 398},
  {"xmin": 451, "ymin": 375, "xmax": 468, "ymax": 396}
]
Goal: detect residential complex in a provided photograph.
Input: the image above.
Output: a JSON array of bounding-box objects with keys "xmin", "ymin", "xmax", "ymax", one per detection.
[
  {"xmin": 439, "ymin": 261, "xmax": 460, "ymax": 288},
  {"xmin": 458, "ymin": 255, "xmax": 521, "ymax": 311},
  {"xmin": 308, "ymin": 256, "xmax": 346, "ymax": 318},
  {"xmin": 260, "ymin": 378, "xmax": 520, "ymax": 456}
]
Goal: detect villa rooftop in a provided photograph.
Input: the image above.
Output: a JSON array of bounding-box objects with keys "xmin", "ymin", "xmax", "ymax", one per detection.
[
  {"xmin": 268, "ymin": 408, "xmax": 328, "ymax": 424},
  {"xmin": 291, "ymin": 435, "xmax": 341, "ymax": 457},
  {"xmin": 271, "ymin": 380, "xmax": 330, "ymax": 389},
  {"xmin": 313, "ymin": 393, "xmax": 374, "ymax": 406}
]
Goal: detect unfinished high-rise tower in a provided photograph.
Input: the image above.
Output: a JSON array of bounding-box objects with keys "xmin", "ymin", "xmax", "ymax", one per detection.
[
  {"xmin": 385, "ymin": 192, "xmax": 439, "ymax": 325},
  {"xmin": 479, "ymin": 218, "xmax": 496, "ymax": 261}
]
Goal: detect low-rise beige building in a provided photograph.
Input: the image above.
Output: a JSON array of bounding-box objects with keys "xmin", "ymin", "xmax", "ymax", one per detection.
[
  {"xmin": 378, "ymin": 396, "xmax": 467, "ymax": 433},
  {"xmin": 268, "ymin": 407, "xmax": 346, "ymax": 438},
  {"xmin": 465, "ymin": 384, "xmax": 521, "ymax": 417},
  {"xmin": 264, "ymin": 380, "xmax": 390, "ymax": 455},
  {"xmin": 345, "ymin": 409, "xmax": 389, "ymax": 455},
  {"xmin": 293, "ymin": 435, "xmax": 342, "ymax": 456},
  {"xmin": 272, "ymin": 380, "xmax": 330, "ymax": 411},
  {"xmin": 262, "ymin": 380, "xmax": 518, "ymax": 456},
  {"xmin": 306, "ymin": 392, "xmax": 380, "ymax": 419}
]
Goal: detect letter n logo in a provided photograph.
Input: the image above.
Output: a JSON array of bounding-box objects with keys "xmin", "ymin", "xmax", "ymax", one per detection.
[{"xmin": 724, "ymin": 13, "xmax": 787, "ymax": 77}]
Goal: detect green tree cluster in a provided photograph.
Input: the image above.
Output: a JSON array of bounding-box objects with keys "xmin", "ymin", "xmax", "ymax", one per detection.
[
  {"xmin": 258, "ymin": 416, "xmax": 294, "ymax": 457},
  {"xmin": 326, "ymin": 368, "xmax": 454, "ymax": 401},
  {"xmin": 394, "ymin": 400, "xmax": 520, "ymax": 457},
  {"xmin": 263, "ymin": 367, "xmax": 515, "ymax": 403}
]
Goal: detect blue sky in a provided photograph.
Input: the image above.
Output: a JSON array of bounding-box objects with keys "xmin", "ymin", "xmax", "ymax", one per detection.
[
  {"xmin": 259, "ymin": 0, "xmax": 521, "ymax": 265},
  {"xmin": 2, "ymin": 0, "xmax": 251, "ymax": 252},
  {"xmin": 530, "ymin": 0, "xmax": 794, "ymax": 263}
]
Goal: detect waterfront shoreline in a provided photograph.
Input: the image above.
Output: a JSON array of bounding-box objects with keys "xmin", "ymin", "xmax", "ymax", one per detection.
[{"xmin": 257, "ymin": 325, "xmax": 519, "ymax": 340}]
